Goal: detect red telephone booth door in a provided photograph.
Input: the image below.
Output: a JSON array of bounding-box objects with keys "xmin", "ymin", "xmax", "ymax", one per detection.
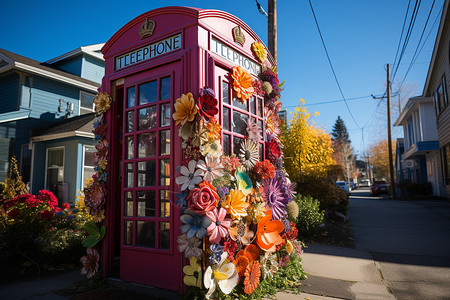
[{"xmin": 120, "ymin": 61, "xmax": 182, "ymax": 290}]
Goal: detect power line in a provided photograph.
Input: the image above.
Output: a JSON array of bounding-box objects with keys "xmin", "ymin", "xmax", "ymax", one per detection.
[
  {"xmin": 307, "ymin": 0, "xmax": 361, "ymax": 129},
  {"xmin": 392, "ymin": 0, "xmax": 413, "ymax": 70},
  {"xmin": 283, "ymin": 95, "xmax": 372, "ymax": 109}
]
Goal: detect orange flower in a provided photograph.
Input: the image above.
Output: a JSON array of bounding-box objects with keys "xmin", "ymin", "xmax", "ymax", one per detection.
[
  {"xmin": 172, "ymin": 93, "xmax": 197, "ymax": 125},
  {"xmin": 233, "ymin": 255, "xmax": 249, "ymax": 278},
  {"xmin": 253, "ymin": 160, "xmax": 276, "ymax": 180},
  {"xmin": 223, "ymin": 189, "xmax": 250, "ymax": 220},
  {"xmin": 243, "ymin": 244, "xmax": 260, "ymax": 261},
  {"xmin": 205, "ymin": 117, "xmax": 222, "ymax": 141},
  {"xmin": 255, "ymin": 210, "xmax": 284, "ymax": 252},
  {"xmin": 244, "ymin": 260, "xmax": 261, "ymax": 294},
  {"xmin": 231, "ymin": 66, "xmax": 254, "ymax": 102}
]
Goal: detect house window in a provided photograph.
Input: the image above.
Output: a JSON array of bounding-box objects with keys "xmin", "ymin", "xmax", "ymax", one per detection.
[
  {"xmin": 80, "ymin": 91, "xmax": 96, "ymax": 115},
  {"xmin": 46, "ymin": 147, "xmax": 64, "ymax": 191},
  {"xmin": 442, "ymin": 144, "xmax": 450, "ymax": 185},
  {"xmin": 82, "ymin": 145, "xmax": 96, "ymax": 186},
  {"xmin": 434, "ymin": 75, "xmax": 448, "ymax": 116},
  {"xmin": 20, "ymin": 144, "xmax": 32, "ymax": 184}
]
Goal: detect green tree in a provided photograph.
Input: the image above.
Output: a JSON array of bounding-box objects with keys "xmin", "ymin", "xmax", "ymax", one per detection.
[
  {"xmin": 331, "ymin": 116, "xmax": 351, "ymax": 144},
  {"xmin": 1, "ymin": 156, "xmax": 28, "ymax": 204}
]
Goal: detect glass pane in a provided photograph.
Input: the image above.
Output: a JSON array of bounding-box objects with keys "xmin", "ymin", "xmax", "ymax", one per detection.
[
  {"xmin": 137, "ymin": 190, "xmax": 156, "ymax": 217},
  {"xmin": 259, "ymin": 143, "xmax": 264, "ymax": 161},
  {"xmin": 83, "ymin": 167, "xmax": 95, "ymax": 186},
  {"xmin": 160, "ymin": 130, "xmax": 170, "ymax": 155},
  {"xmin": 223, "ymin": 106, "xmax": 231, "ymax": 131},
  {"xmin": 84, "ymin": 146, "xmax": 96, "ymax": 167},
  {"xmin": 160, "ymin": 159, "xmax": 170, "ymax": 186},
  {"xmin": 233, "ymin": 136, "xmax": 244, "ymax": 156},
  {"xmin": 258, "ymin": 98, "xmax": 263, "ymax": 117},
  {"xmin": 125, "ymin": 163, "xmax": 134, "ymax": 188},
  {"xmin": 160, "ymin": 190, "xmax": 170, "ymax": 218},
  {"xmin": 127, "ymin": 111, "xmax": 134, "ymax": 132},
  {"xmin": 126, "ymin": 136, "xmax": 134, "ymax": 159},
  {"xmin": 138, "ymin": 132, "xmax": 156, "ymax": 158},
  {"xmin": 136, "ymin": 221, "xmax": 155, "ymax": 248},
  {"xmin": 125, "ymin": 191, "xmax": 133, "ymax": 217},
  {"xmin": 124, "ymin": 221, "xmax": 132, "ymax": 245},
  {"xmin": 46, "ymin": 169, "xmax": 61, "ymax": 187},
  {"xmin": 258, "ymin": 119, "xmax": 263, "ymax": 133},
  {"xmin": 233, "ymin": 111, "xmax": 249, "ymax": 136},
  {"xmin": 160, "ymin": 77, "xmax": 171, "ymax": 100},
  {"xmin": 232, "ymin": 93, "xmax": 247, "ymax": 111},
  {"xmin": 81, "ymin": 92, "xmax": 95, "ymax": 109},
  {"xmin": 159, "ymin": 222, "xmax": 170, "ymax": 250},
  {"xmin": 223, "ymin": 134, "xmax": 231, "ymax": 156},
  {"xmin": 48, "ymin": 149, "xmax": 63, "ymax": 167},
  {"xmin": 137, "ymin": 161, "xmax": 156, "ymax": 187},
  {"xmin": 127, "ymin": 87, "xmax": 135, "ymax": 108},
  {"xmin": 139, "ymin": 80, "xmax": 157, "ymax": 105},
  {"xmin": 160, "ymin": 103, "xmax": 171, "ymax": 127},
  {"xmin": 250, "ymin": 96, "xmax": 256, "ymax": 115},
  {"xmin": 222, "ymin": 81, "xmax": 230, "ymax": 104},
  {"xmin": 138, "ymin": 106, "xmax": 157, "ymax": 131}
]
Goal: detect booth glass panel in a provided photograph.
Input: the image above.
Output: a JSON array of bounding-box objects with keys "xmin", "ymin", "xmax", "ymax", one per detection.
[
  {"xmin": 222, "ymin": 81, "xmax": 230, "ymax": 104},
  {"xmin": 138, "ymin": 106, "xmax": 157, "ymax": 130},
  {"xmin": 137, "ymin": 161, "xmax": 156, "ymax": 187},
  {"xmin": 126, "ymin": 136, "xmax": 134, "ymax": 159},
  {"xmin": 127, "ymin": 87, "xmax": 135, "ymax": 108},
  {"xmin": 159, "ymin": 222, "xmax": 170, "ymax": 250},
  {"xmin": 223, "ymin": 107, "xmax": 230, "ymax": 131},
  {"xmin": 124, "ymin": 221, "xmax": 132, "ymax": 245},
  {"xmin": 136, "ymin": 221, "xmax": 155, "ymax": 248},
  {"xmin": 160, "ymin": 103, "xmax": 171, "ymax": 127},
  {"xmin": 160, "ymin": 190, "xmax": 170, "ymax": 218},
  {"xmin": 139, "ymin": 80, "xmax": 157, "ymax": 105},
  {"xmin": 223, "ymin": 134, "xmax": 231, "ymax": 156},
  {"xmin": 124, "ymin": 191, "xmax": 133, "ymax": 217},
  {"xmin": 160, "ymin": 77, "xmax": 171, "ymax": 100},
  {"xmin": 126, "ymin": 111, "xmax": 134, "ymax": 132},
  {"xmin": 137, "ymin": 190, "xmax": 156, "ymax": 217},
  {"xmin": 125, "ymin": 163, "xmax": 134, "ymax": 188},
  {"xmin": 160, "ymin": 130, "xmax": 170, "ymax": 155},
  {"xmin": 250, "ymin": 96, "xmax": 256, "ymax": 115},
  {"xmin": 233, "ymin": 111, "xmax": 248, "ymax": 136},
  {"xmin": 138, "ymin": 132, "xmax": 156, "ymax": 158},
  {"xmin": 160, "ymin": 159, "xmax": 170, "ymax": 186}
]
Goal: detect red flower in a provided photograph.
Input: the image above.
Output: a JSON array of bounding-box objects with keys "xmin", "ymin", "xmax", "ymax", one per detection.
[
  {"xmin": 224, "ymin": 239, "xmax": 238, "ymax": 260},
  {"xmin": 197, "ymin": 94, "xmax": 218, "ymax": 121},
  {"xmin": 7, "ymin": 208, "xmax": 20, "ymax": 218},
  {"xmin": 266, "ymin": 140, "xmax": 282, "ymax": 161},
  {"xmin": 25, "ymin": 195, "xmax": 41, "ymax": 207},
  {"xmin": 37, "ymin": 190, "xmax": 58, "ymax": 210},
  {"xmin": 286, "ymin": 222, "xmax": 298, "ymax": 241},
  {"xmin": 40, "ymin": 209, "xmax": 54, "ymax": 219},
  {"xmin": 62, "ymin": 202, "xmax": 70, "ymax": 210},
  {"xmin": 187, "ymin": 181, "xmax": 219, "ymax": 215},
  {"xmin": 253, "ymin": 160, "xmax": 276, "ymax": 180},
  {"xmin": 2, "ymin": 198, "xmax": 17, "ymax": 211}
]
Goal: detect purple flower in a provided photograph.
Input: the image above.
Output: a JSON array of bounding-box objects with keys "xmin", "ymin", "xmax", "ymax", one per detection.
[
  {"xmin": 217, "ymin": 186, "xmax": 230, "ymax": 199},
  {"xmin": 180, "ymin": 209, "xmax": 212, "ymax": 239},
  {"xmin": 199, "ymin": 86, "xmax": 216, "ymax": 98},
  {"xmin": 176, "ymin": 191, "xmax": 188, "ymax": 207},
  {"xmin": 209, "ymin": 243, "xmax": 224, "ymax": 264},
  {"xmin": 263, "ymin": 179, "xmax": 288, "ymax": 220}
]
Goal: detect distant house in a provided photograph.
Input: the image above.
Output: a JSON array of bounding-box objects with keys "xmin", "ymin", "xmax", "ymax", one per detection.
[{"xmin": 0, "ymin": 44, "xmax": 104, "ymax": 203}]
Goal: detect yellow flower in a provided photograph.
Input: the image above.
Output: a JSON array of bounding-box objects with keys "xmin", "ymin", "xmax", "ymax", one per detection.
[
  {"xmin": 223, "ymin": 189, "xmax": 250, "ymax": 220},
  {"xmin": 98, "ymin": 159, "xmax": 107, "ymax": 170},
  {"xmin": 231, "ymin": 66, "xmax": 254, "ymax": 102},
  {"xmin": 93, "ymin": 210, "xmax": 105, "ymax": 222},
  {"xmin": 172, "ymin": 93, "xmax": 198, "ymax": 125},
  {"xmin": 183, "ymin": 256, "xmax": 202, "ymax": 288},
  {"xmin": 252, "ymin": 42, "xmax": 267, "ymax": 63},
  {"xmin": 93, "ymin": 92, "xmax": 112, "ymax": 115},
  {"xmin": 205, "ymin": 117, "xmax": 222, "ymax": 142}
]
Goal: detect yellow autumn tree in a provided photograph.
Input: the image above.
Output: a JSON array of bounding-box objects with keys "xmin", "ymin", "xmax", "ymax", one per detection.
[
  {"xmin": 369, "ymin": 139, "xmax": 396, "ymax": 181},
  {"xmin": 280, "ymin": 99, "xmax": 334, "ymax": 181}
]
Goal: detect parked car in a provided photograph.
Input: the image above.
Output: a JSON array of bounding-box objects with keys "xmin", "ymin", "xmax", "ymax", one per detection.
[
  {"xmin": 359, "ymin": 179, "xmax": 371, "ymax": 187},
  {"xmin": 371, "ymin": 181, "xmax": 389, "ymax": 196},
  {"xmin": 336, "ymin": 181, "xmax": 350, "ymax": 195},
  {"xmin": 348, "ymin": 182, "xmax": 356, "ymax": 190}
]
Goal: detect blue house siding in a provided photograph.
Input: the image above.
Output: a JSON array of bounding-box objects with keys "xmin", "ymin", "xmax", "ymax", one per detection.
[
  {"xmin": 0, "ymin": 73, "xmax": 19, "ymax": 113},
  {"xmin": 82, "ymin": 55, "xmax": 104, "ymax": 84},
  {"xmin": 52, "ymin": 56, "xmax": 82, "ymax": 77}
]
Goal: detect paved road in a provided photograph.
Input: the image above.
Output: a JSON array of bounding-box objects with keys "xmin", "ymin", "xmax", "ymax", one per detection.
[{"xmin": 348, "ymin": 188, "xmax": 450, "ymax": 300}]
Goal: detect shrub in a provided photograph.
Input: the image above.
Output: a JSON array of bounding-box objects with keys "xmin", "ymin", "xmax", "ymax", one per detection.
[
  {"xmin": 398, "ymin": 180, "xmax": 433, "ymax": 199},
  {"xmin": 294, "ymin": 194, "xmax": 324, "ymax": 238}
]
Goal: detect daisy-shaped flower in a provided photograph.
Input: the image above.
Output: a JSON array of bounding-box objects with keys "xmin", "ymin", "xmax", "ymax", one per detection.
[
  {"xmin": 265, "ymin": 107, "xmax": 281, "ymax": 137},
  {"xmin": 223, "ymin": 189, "xmax": 250, "ymax": 220},
  {"xmin": 205, "ymin": 117, "xmax": 222, "ymax": 141},
  {"xmin": 253, "ymin": 160, "xmax": 276, "ymax": 180},
  {"xmin": 200, "ymin": 140, "xmax": 222, "ymax": 158},
  {"xmin": 206, "ymin": 207, "xmax": 232, "ymax": 244},
  {"xmin": 177, "ymin": 234, "xmax": 202, "ymax": 258},
  {"xmin": 233, "ymin": 255, "xmax": 249, "ymax": 278},
  {"xmin": 183, "ymin": 256, "xmax": 202, "ymax": 288},
  {"xmin": 93, "ymin": 92, "xmax": 112, "ymax": 115},
  {"xmin": 263, "ymin": 178, "xmax": 288, "ymax": 220},
  {"xmin": 252, "ymin": 41, "xmax": 267, "ymax": 63},
  {"xmin": 244, "ymin": 260, "xmax": 261, "ymax": 294},
  {"xmin": 197, "ymin": 154, "xmax": 224, "ymax": 182},
  {"xmin": 80, "ymin": 247, "xmax": 100, "ymax": 279},
  {"xmin": 255, "ymin": 210, "xmax": 284, "ymax": 252},
  {"xmin": 172, "ymin": 93, "xmax": 198, "ymax": 125},
  {"xmin": 260, "ymin": 252, "xmax": 278, "ymax": 279},
  {"xmin": 197, "ymin": 94, "xmax": 218, "ymax": 121},
  {"xmin": 245, "ymin": 118, "xmax": 261, "ymax": 143},
  {"xmin": 238, "ymin": 140, "xmax": 259, "ymax": 171},
  {"xmin": 231, "ymin": 66, "xmax": 254, "ymax": 102},
  {"xmin": 228, "ymin": 219, "xmax": 254, "ymax": 245},
  {"xmin": 204, "ymin": 252, "xmax": 239, "ymax": 299},
  {"xmin": 180, "ymin": 209, "xmax": 212, "ymax": 239},
  {"xmin": 175, "ymin": 160, "xmax": 204, "ymax": 191}
]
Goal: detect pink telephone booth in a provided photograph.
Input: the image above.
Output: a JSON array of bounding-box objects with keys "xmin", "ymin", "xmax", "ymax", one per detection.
[{"xmin": 100, "ymin": 6, "xmax": 275, "ymax": 292}]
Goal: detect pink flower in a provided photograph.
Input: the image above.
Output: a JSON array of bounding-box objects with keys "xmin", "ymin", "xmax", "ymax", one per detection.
[
  {"xmin": 197, "ymin": 154, "xmax": 224, "ymax": 182},
  {"xmin": 206, "ymin": 208, "xmax": 232, "ymax": 244},
  {"xmin": 37, "ymin": 190, "xmax": 58, "ymax": 210},
  {"xmin": 187, "ymin": 181, "xmax": 219, "ymax": 215},
  {"xmin": 80, "ymin": 247, "xmax": 100, "ymax": 279},
  {"xmin": 62, "ymin": 202, "xmax": 70, "ymax": 210},
  {"xmin": 7, "ymin": 208, "xmax": 20, "ymax": 218},
  {"xmin": 40, "ymin": 209, "xmax": 54, "ymax": 219},
  {"xmin": 84, "ymin": 180, "xmax": 105, "ymax": 214}
]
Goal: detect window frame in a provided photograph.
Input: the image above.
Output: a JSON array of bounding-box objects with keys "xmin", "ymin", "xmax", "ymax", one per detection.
[
  {"xmin": 79, "ymin": 91, "xmax": 96, "ymax": 115},
  {"xmin": 45, "ymin": 146, "xmax": 65, "ymax": 190},
  {"xmin": 434, "ymin": 74, "xmax": 449, "ymax": 117},
  {"xmin": 82, "ymin": 145, "xmax": 96, "ymax": 187}
]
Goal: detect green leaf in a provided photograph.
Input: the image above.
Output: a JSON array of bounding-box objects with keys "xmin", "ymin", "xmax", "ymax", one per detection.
[
  {"xmin": 82, "ymin": 235, "xmax": 99, "ymax": 248},
  {"xmin": 84, "ymin": 221, "xmax": 100, "ymax": 236},
  {"xmin": 100, "ymin": 225, "xmax": 106, "ymax": 240}
]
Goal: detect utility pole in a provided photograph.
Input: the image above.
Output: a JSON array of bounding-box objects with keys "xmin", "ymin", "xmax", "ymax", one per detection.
[
  {"xmin": 268, "ymin": 0, "xmax": 277, "ymax": 61},
  {"xmin": 387, "ymin": 64, "xmax": 396, "ymax": 198}
]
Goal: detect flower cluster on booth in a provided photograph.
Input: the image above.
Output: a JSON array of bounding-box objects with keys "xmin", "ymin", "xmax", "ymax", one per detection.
[{"xmin": 174, "ymin": 44, "xmax": 302, "ymax": 298}]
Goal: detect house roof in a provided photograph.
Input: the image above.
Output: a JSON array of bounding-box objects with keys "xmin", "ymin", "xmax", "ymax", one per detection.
[
  {"xmin": 0, "ymin": 48, "xmax": 100, "ymax": 92},
  {"xmin": 393, "ymin": 96, "xmax": 433, "ymax": 126},
  {"xmin": 31, "ymin": 113, "xmax": 95, "ymax": 142},
  {"xmin": 45, "ymin": 44, "xmax": 105, "ymax": 64}
]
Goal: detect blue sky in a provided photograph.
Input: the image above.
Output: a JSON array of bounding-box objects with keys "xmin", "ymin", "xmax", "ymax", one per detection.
[{"xmin": 1, "ymin": 0, "xmax": 444, "ymax": 156}]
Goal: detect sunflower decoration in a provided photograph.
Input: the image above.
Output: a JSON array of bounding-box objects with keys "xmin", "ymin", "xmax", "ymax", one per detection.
[
  {"xmin": 238, "ymin": 139, "xmax": 259, "ymax": 171},
  {"xmin": 251, "ymin": 41, "xmax": 267, "ymax": 63},
  {"xmin": 93, "ymin": 92, "xmax": 112, "ymax": 116},
  {"xmin": 172, "ymin": 93, "xmax": 198, "ymax": 125},
  {"xmin": 231, "ymin": 66, "xmax": 254, "ymax": 102}
]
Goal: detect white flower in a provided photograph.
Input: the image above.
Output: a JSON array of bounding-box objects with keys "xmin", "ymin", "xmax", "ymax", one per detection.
[
  {"xmin": 200, "ymin": 140, "xmax": 223, "ymax": 158},
  {"xmin": 204, "ymin": 252, "xmax": 239, "ymax": 299},
  {"xmin": 177, "ymin": 234, "xmax": 202, "ymax": 258},
  {"xmin": 197, "ymin": 154, "xmax": 224, "ymax": 182},
  {"xmin": 175, "ymin": 160, "xmax": 204, "ymax": 190}
]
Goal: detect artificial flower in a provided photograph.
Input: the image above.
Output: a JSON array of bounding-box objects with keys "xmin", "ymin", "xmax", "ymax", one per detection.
[
  {"xmin": 252, "ymin": 41, "xmax": 267, "ymax": 63},
  {"xmin": 204, "ymin": 252, "xmax": 239, "ymax": 299},
  {"xmin": 180, "ymin": 209, "xmax": 212, "ymax": 239},
  {"xmin": 223, "ymin": 189, "xmax": 250, "ymax": 220},
  {"xmin": 244, "ymin": 260, "xmax": 261, "ymax": 294},
  {"xmin": 260, "ymin": 252, "xmax": 278, "ymax": 279},
  {"xmin": 177, "ymin": 234, "xmax": 202, "ymax": 258},
  {"xmin": 176, "ymin": 191, "xmax": 188, "ymax": 207},
  {"xmin": 224, "ymin": 239, "xmax": 239, "ymax": 260},
  {"xmin": 245, "ymin": 118, "xmax": 261, "ymax": 143},
  {"xmin": 197, "ymin": 154, "xmax": 224, "ymax": 182},
  {"xmin": 7, "ymin": 208, "xmax": 20, "ymax": 218},
  {"xmin": 231, "ymin": 66, "xmax": 254, "ymax": 102},
  {"xmin": 175, "ymin": 160, "xmax": 204, "ymax": 191},
  {"xmin": 83, "ymin": 180, "xmax": 105, "ymax": 214},
  {"xmin": 206, "ymin": 207, "xmax": 232, "ymax": 244},
  {"xmin": 183, "ymin": 256, "xmax": 202, "ymax": 288},
  {"xmin": 172, "ymin": 93, "xmax": 197, "ymax": 125},
  {"xmin": 278, "ymin": 255, "xmax": 290, "ymax": 268},
  {"xmin": 187, "ymin": 181, "xmax": 219, "ymax": 215},
  {"xmin": 93, "ymin": 121, "xmax": 106, "ymax": 139},
  {"xmin": 228, "ymin": 219, "xmax": 254, "ymax": 245},
  {"xmin": 252, "ymin": 78, "xmax": 264, "ymax": 97},
  {"xmin": 209, "ymin": 243, "xmax": 224, "ymax": 264},
  {"xmin": 235, "ymin": 172, "xmax": 253, "ymax": 196},
  {"xmin": 263, "ymin": 179, "xmax": 288, "ymax": 220},
  {"xmin": 238, "ymin": 140, "xmax": 259, "ymax": 171},
  {"xmin": 191, "ymin": 119, "xmax": 208, "ymax": 147},
  {"xmin": 286, "ymin": 222, "xmax": 299, "ymax": 241},
  {"xmin": 179, "ymin": 122, "xmax": 194, "ymax": 141},
  {"xmin": 233, "ymin": 255, "xmax": 249, "ymax": 278},
  {"xmin": 248, "ymin": 202, "xmax": 266, "ymax": 224},
  {"xmin": 285, "ymin": 239, "xmax": 294, "ymax": 254},
  {"xmin": 254, "ymin": 160, "xmax": 276, "ymax": 180},
  {"xmin": 221, "ymin": 156, "xmax": 241, "ymax": 172},
  {"xmin": 200, "ymin": 86, "xmax": 216, "ymax": 98},
  {"xmin": 205, "ymin": 117, "xmax": 222, "ymax": 141},
  {"xmin": 200, "ymin": 140, "xmax": 222, "ymax": 158},
  {"xmin": 93, "ymin": 210, "xmax": 105, "ymax": 222},
  {"xmin": 217, "ymin": 186, "xmax": 230, "ymax": 199},
  {"xmin": 243, "ymin": 244, "xmax": 260, "ymax": 261},
  {"xmin": 197, "ymin": 94, "xmax": 218, "ymax": 121},
  {"xmin": 80, "ymin": 247, "xmax": 99, "ymax": 279},
  {"xmin": 255, "ymin": 210, "xmax": 284, "ymax": 252},
  {"xmin": 259, "ymin": 68, "xmax": 280, "ymax": 92},
  {"xmin": 93, "ymin": 92, "xmax": 112, "ymax": 115},
  {"xmin": 94, "ymin": 139, "xmax": 108, "ymax": 161},
  {"xmin": 265, "ymin": 107, "xmax": 281, "ymax": 137},
  {"xmin": 266, "ymin": 139, "xmax": 282, "ymax": 161}
]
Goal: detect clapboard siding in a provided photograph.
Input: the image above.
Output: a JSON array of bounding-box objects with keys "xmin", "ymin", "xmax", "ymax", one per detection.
[
  {"xmin": 81, "ymin": 55, "xmax": 104, "ymax": 84},
  {"xmin": 0, "ymin": 73, "xmax": 19, "ymax": 113},
  {"xmin": 53, "ymin": 56, "xmax": 82, "ymax": 77}
]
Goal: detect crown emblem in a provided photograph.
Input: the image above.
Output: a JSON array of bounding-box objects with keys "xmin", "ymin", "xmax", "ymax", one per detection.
[
  {"xmin": 139, "ymin": 18, "xmax": 156, "ymax": 39},
  {"xmin": 232, "ymin": 26, "xmax": 245, "ymax": 46}
]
